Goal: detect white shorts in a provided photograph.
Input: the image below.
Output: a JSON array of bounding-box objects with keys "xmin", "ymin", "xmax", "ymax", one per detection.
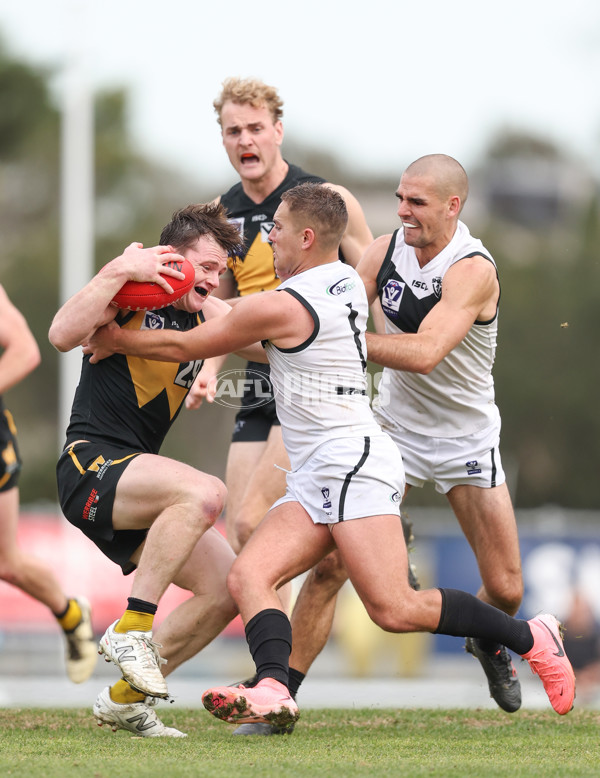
[
  {"xmin": 374, "ymin": 407, "xmax": 505, "ymax": 495},
  {"xmin": 272, "ymin": 434, "xmax": 405, "ymax": 525}
]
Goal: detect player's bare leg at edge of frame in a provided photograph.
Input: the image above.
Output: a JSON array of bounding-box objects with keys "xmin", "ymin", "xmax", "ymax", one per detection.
[{"xmin": 202, "ymin": 505, "xmax": 575, "ymax": 730}]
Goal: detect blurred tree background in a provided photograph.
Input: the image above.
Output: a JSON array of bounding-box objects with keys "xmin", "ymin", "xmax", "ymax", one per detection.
[{"xmin": 0, "ymin": 41, "xmax": 598, "ymax": 510}]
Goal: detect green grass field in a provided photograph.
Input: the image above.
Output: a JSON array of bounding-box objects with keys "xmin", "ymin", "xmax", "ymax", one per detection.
[{"xmin": 0, "ymin": 707, "xmax": 597, "ymax": 777}]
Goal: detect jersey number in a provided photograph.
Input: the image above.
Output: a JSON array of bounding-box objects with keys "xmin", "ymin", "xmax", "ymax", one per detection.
[{"xmin": 174, "ymin": 360, "xmax": 204, "ymax": 390}]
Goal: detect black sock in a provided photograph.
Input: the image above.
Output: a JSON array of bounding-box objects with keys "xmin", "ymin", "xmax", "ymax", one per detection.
[
  {"xmin": 245, "ymin": 609, "xmax": 292, "ymax": 688},
  {"xmin": 288, "ymin": 667, "xmax": 305, "ymax": 700},
  {"xmin": 127, "ymin": 597, "xmax": 157, "ymax": 615},
  {"xmin": 435, "ymin": 588, "xmax": 533, "ymax": 655},
  {"xmin": 476, "ymin": 638, "xmax": 502, "ymax": 653}
]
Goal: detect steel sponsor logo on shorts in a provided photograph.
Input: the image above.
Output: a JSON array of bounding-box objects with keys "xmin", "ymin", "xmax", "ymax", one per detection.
[{"xmin": 83, "ymin": 488, "xmax": 99, "ymax": 522}]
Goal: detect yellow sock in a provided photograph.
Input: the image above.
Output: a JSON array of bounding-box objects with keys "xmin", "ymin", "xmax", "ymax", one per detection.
[
  {"xmin": 56, "ymin": 599, "xmax": 82, "ymax": 632},
  {"xmin": 114, "ymin": 610, "xmax": 154, "ymax": 634},
  {"xmin": 110, "ymin": 678, "xmax": 145, "ymax": 704}
]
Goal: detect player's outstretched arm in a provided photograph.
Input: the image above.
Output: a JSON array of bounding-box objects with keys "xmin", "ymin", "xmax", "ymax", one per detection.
[{"xmin": 85, "ymin": 289, "xmax": 307, "ymax": 365}]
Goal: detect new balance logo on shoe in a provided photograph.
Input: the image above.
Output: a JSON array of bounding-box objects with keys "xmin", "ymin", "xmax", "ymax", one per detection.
[
  {"xmin": 98, "ymin": 622, "xmax": 169, "ymax": 698},
  {"xmin": 126, "ymin": 712, "xmax": 158, "ymax": 732},
  {"xmin": 113, "ymin": 644, "xmax": 137, "ymax": 663}
]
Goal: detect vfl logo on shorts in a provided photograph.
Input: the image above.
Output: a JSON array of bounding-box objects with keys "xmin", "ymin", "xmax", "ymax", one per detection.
[
  {"xmin": 381, "ymin": 280, "xmax": 404, "ymax": 314},
  {"xmin": 466, "ymin": 460, "xmax": 481, "ymax": 475},
  {"xmin": 321, "ymin": 487, "xmax": 332, "ymax": 515}
]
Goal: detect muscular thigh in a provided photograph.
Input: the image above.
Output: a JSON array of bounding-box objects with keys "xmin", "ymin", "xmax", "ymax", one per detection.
[
  {"xmin": 447, "ymin": 482, "xmax": 521, "ymax": 578},
  {"xmin": 234, "ymin": 501, "xmax": 334, "ymax": 592},
  {"xmin": 224, "ymin": 441, "xmax": 266, "ymax": 528},
  {"xmin": 57, "ymin": 442, "xmax": 220, "ymax": 571},
  {"xmin": 225, "ymin": 427, "xmax": 289, "ymax": 536},
  {"xmin": 112, "ymin": 452, "xmax": 219, "ymax": 530},
  {"xmin": 331, "ymin": 514, "xmax": 411, "ymax": 610}
]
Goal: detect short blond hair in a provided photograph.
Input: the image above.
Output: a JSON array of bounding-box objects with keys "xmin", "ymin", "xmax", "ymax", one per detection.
[
  {"xmin": 282, "ymin": 184, "xmax": 348, "ymax": 251},
  {"xmin": 213, "ymin": 77, "xmax": 284, "ymax": 126}
]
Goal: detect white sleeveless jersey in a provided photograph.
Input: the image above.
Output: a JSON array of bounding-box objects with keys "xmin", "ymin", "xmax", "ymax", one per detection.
[
  {"xmin": 374, "ymin": 221, "xmax": 500, "ymax": 437},
  {"xmin": 265, "ymin": 261, "xmax": 384, "ymax": 470}
]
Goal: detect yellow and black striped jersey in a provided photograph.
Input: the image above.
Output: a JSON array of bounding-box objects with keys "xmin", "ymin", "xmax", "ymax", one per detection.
[
  {"xmin": 65, "ymin": 307, "xmax": 205, "ymax": 454},
  {"xmin": 220, "ymin": 163, "xmax": 325, "ymax": 297}
]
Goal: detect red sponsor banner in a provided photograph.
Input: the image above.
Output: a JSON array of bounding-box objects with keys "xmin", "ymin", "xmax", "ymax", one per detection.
[{"xmin": 0, "ymin": 512, "xmax": 244, "ymax": 636}]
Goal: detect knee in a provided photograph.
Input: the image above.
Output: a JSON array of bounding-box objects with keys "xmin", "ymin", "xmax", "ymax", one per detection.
[
  {"xmin": 214, "ymin": 585, "xmax": 239, "ymax": 624},
  {"xmin": 362, "ymin": 591, "xmax": 423, "ymax": 634},
  {"xmin": 226, "ymin": 558, "xmax": 246, "ymax": 605},
  {"xmin": 0, "ymin": 553, "xmax": 19, "ymax": 585},
  {"xmin": 309, "ymin": 552, "xmax": 349, "ymax": 594},
  {"xmin": 193, "ymin": 476, "xmax": 227, "ymax": 529},
  {"xmin": 0, "ymin": 566, "xmax": 18, "ymax": 585},
  {"xmin": 366, "ymin": 607, "xmax": 414, "ymax": 634},
  {"xmin": 363, "ymin": 604, "xmax": 401, "ymax": 633},
  {"xmin": 485, "ymin": 573, "xmax": 523, "ymax": 616},
  {"xmin": 231, "ymin": 517, "xmax": 255, "ymax": 551}
]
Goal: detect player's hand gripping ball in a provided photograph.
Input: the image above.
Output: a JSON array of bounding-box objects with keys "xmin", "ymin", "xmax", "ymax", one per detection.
[{"xmin": 112, "ymin": 258, "xmax": 195, "ymax": 311}]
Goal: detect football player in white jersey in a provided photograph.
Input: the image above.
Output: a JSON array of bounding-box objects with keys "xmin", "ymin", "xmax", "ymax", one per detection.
[
  {"xmin": 85, "ymin": 182, "xmax": 574, "ymax": 727},
  {"xmin": 287, "ymin": 154, "xmax": 524, "ymax": 716}
]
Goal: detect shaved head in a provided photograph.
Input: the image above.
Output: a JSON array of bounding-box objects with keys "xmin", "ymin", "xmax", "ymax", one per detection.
[{"xmin": 404, "ymin": 154, "xmax": 469, "ymax": 210}]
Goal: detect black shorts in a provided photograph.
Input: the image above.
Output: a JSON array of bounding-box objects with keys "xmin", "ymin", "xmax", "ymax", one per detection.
[
  {"xmin": 56, "ymin": 441, "xmax": 146, "ymax": 575},
  {"xmin": 231, "ymin": 361, "xmax": 280, "ymax": 443},
  {"xmin": 0, "ymin": 409, "xmax": 21, "ymax": 493}
]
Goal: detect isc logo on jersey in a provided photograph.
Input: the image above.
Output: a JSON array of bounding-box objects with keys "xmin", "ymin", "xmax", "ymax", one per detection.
[{"xmin": 326, "ymin": 277, "xmax": 356, "ymax": 296}]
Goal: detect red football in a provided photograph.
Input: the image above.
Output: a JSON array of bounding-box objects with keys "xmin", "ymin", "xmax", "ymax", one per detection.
[{"xmin": 111, "ymin": 258, "xmax": 196, "ymax": 311}]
